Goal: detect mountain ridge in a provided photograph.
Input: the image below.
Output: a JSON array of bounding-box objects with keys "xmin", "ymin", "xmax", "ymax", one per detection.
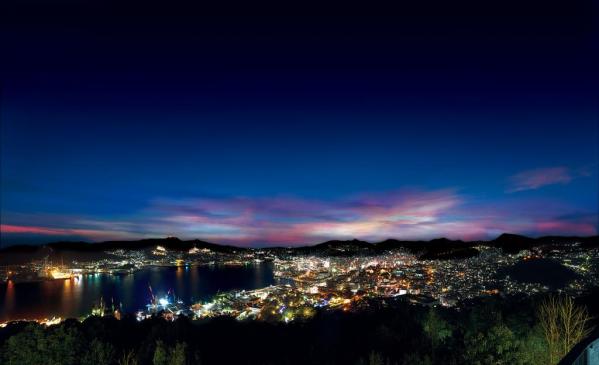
[{"xmin": 1, "ymin": 234, "xmax": 597, "ymax": 254}]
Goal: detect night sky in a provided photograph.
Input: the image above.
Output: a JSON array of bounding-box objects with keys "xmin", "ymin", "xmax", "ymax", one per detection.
[{"xmin": 1, "ymin": 2, "xmax": 597, "ymax": 247}]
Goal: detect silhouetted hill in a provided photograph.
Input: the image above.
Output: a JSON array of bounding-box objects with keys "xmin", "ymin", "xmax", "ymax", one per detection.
[
  {"xmin": 489, "ymin": 233, "xmax": 536, "ymax": 253},
  {"xmin": 313, "ymin": 239, "xmax": 373, "ymax": 249},
  {"xmin": 494, "ymin": 233, "xmax": 532, "ymax": 242},
  {"xmin": 482, "ymin": 234, "xmax": 599, "ymax": 253},
  {"xmin": 0, "ymin": 238, "xmax": 245, "ymax": 261},
  {"xmin": 1, "ymin": 234, "xmax": 597, "ymax": 260},
  {"xmin": 47, "ymin": 237, "xmax": 242, "ymax": 253},
  {"xmin": 374, "ymin": 239, "xmax": 425, "ymax": 251},
  {"xmin": 295, "ymin": 239, "xmax": 375, "ymax": 256},
  {"xmin": 536, "ymin": 235, "xmax": 599, "ymax": 248},
  {"xmin": 374, "ymin": 237, "xmax": 475, "ymax": 255},
  {"xmin": 0, "ymin": 244, "xmax": 41, "ymax": 253},
  {"xmin": 419, "ymin": 247, "xmax": 480, "ymax": 260}
]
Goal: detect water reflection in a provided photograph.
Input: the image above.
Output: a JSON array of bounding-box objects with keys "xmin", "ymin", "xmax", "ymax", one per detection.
[
  {"xmin": 0, "ymin": 263, "xmax": 274, "ymax": 321},
  {"xmin": 3, "ymin": 281, "xmax": 15, "ymax": 316},
  {"xmin": 176, "ymin": 266, "xmax": 184, "ymax": 300},
  {"xmin": 62, "ymin": 278, "xmax": 73, "ymax": 318}
]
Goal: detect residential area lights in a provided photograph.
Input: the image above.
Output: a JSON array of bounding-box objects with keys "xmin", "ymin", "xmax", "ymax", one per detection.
[{"xmin": 1, "ymin": 241, "xmax": 598, "ymax": 325}]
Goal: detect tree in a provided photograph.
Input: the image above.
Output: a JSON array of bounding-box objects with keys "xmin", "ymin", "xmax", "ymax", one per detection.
[
  {"xmin": 514, "ymin": 324, "xmax": 549, "ymax": 365},
  {"xmin": 401, "ymin": 352, "xmax": 432, "ymax": 365},
  {"xmin": 368, "ymin": 351, "xmax": 384, "ymax": 365},
  {"xmin": 170, "ymin": 342, "xmax": 187, "ymax": 365},
  {"xmin": 1, "ymin": 323, "xmax": 84, "ymax": 365},
  {"xmin": 464, "ymin": 322, "xmax": 520, "ymax": 365},
  {"xmin": 152, "ymin": 340, "xmax": 187, "ymax": 365},
  {"xmin": 1, "ymin": 323, "xmax": 47, "ymax": 365},
  {"xmin": 82, "ymin": 338, "xmax": 115, "ymax": 365},
  {"xmin": 422, "ymin": 308, "xmax": 452, "ymax": 350},
  {"xmin": 538, "ymin": 295, "xmax": 593, "ymax": 364},
  {"xmin": 119, "ymin": 350, "xmax": 138, "ymax": 365},
  {"xmin": 153, "ymin": 340, "xmax": 169, "ymax": 365}
]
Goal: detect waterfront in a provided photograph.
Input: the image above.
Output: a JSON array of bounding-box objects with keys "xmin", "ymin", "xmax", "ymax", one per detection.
[
  {"xmin": 0, "ymin": 263, "xmax": 275, "ymax": 322},
  {"xmin": 1, "ymin": 237, "xmax": 598, "ymax": 324}
]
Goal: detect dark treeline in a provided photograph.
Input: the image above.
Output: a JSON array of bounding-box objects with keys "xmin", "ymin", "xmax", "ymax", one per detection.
[{"xmin": 1, "ymin": 291, "xmax": 597, "ymax": 365}]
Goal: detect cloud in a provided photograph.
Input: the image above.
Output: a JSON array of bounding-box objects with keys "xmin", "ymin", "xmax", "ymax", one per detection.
[
  {"xmin": 536, "ymin": 220, "xmax": 597, "ymax": 236},
  {"xmin": 1, "ymin": 224, "xmax": 71, "ymax": 235},
  {"xmin": 0, "ymin": 224, "xmax": 139, "ymax": 241},
  {"xmin": 2, "ymin": 188, "xmax": 597, "ymax": 246},
  {"xmin": 507, "ymin": 167, "xmax": 573, "ymax": 193},
  {"xmin": 140, "ymin": 189, "xmax": 464, "ymax": 245}
]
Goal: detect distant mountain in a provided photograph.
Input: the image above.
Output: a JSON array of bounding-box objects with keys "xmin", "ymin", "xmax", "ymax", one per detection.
[
  {"xmin": 0, "ymin": 237, "xmax": 245, "ymax": 255},
  {"xmin": 294, "ymin": 239, "xmax": 376, "ymax": 256},
  {"xmin": 0, "ymin": 244, "xmax": 42, "ymax": 253},
  {"xmin": 313, "ymin": 239, "xmax": 373, "ymax": 250},
  {"xmin": 0, "ymin": 237, "xmax": 249, "ymax": 265},
  {"xmin": 47, "ymin": 237, "xmax": 245, "ymax": 253},
  {"xmin": 486, "ymin": 234, "xmax": 599, "ymax": 253},
  {"xmin": 1, "ymin": 234, "xmax": 597, "ymax": 258},
  {"xmin": 494, "ymin": 233, "xmax": 533, "ymax": 243},
  {"xmin": 277, "ymin": 234, "xmax": 598, "ymax": 258},
  {"xmin": 488, "ymin": 233, "xmax": 537, "ymax": 253},
  {"xmin": 374, "ymin": 237, "xmax": 471, "ymax": 252}
]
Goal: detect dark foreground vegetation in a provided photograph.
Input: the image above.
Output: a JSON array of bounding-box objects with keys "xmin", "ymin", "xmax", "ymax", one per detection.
[{"xmin": 1, "ymin": 290, "xmax": 597, "ymax": 365}]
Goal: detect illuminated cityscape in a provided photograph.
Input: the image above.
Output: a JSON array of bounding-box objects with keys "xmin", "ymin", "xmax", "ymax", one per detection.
[{"xmin": 2, "ymin": 238, "xmax": 597, "ymax": 325}]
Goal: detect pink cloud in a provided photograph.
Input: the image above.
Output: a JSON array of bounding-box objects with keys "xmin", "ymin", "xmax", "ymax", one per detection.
[
  {"xmin": 2, "ymin": 224, "xmax": 68, "ymax": 235},
  {"xmin": 1, "ymin": 224, "xmax": 138, "ymax": 241},
  {"xmin": 507, "ymin": 167, "xmax": 573, "ymax": 192},
  {"xmin": 2, "ymin": 188, "xmax": 596, "ymax": 246},
  {"xmin": 536, "ymin": 221, "xmax": 597, "ymax": 236},
  {"xmin": 142, "ymin": 190, "xmax": 464, "ymax": 245}
]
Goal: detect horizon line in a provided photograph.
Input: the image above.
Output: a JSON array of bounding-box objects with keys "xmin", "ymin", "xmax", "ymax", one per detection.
[{"xmin": 2, "ymin": 232, "xmax": 598, "ymax": 250}]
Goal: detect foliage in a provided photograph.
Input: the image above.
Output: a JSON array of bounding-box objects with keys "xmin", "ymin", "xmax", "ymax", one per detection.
[
  {"xmin": 1, "ymin": 323, "xmax": 48, "ymax": 365},
  {"xmin": 423, "ymin": 308, "xmax": 452, "ymax": 350},
  {"xmin": 0, "ymin": 322, "xmax": 84, "ymax": 365},
  {"xmin": 515, "ymin": 324, "xmax": 549, "ymax": 365},
  {"xmin": 464, "ymin": 322, "xmax": 520, "ymax": 364},
  {"xmin": 1, "ymin": 294, "xmax": 596, "ymax": 365},
  {"xmin": 368, "ymin": 351, "xmax": 384, "ymax": 365},
  {"xmin": 153, "ymin": 340, "xmax": 169, "ymax": 365},
  {"xmin": 153, "ymin": 340, "xmax": 187, "ymax": 365},
  {"xmin": 171, "ymin": 342, "xmax": 188, "ymax": 365},
  {"xmin": 538, "ymin": 295, "xmax": 593, "ymax": 364},
  {"xmin": 120, "ymin": 350, "xmax": 138, "ymax": 365},
  {"xmin": 82, "ymin": 338, "xmax": 116, "ymax": 365}
]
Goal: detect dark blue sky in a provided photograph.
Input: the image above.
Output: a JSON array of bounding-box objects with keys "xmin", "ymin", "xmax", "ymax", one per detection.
[{"xmin": 1, "ymin": 3, "xmax": 597, "ymax": 246}]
